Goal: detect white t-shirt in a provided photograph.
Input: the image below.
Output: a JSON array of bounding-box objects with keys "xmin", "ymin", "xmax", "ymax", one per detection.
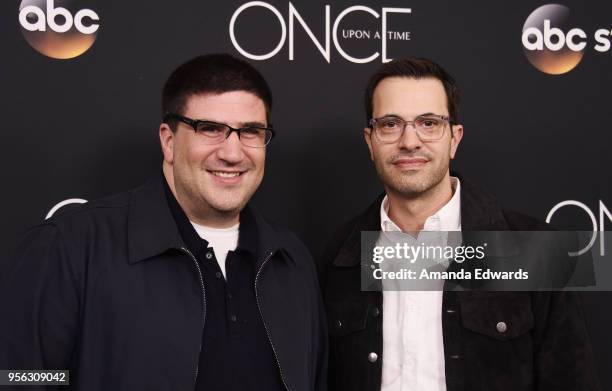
[{"xmin": 190, "ymin": 222, "xmax": 239, "ymax": 279}]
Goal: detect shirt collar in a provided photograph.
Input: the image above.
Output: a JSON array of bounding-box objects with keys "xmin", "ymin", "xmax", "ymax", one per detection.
[{"xmin": 380, "ymin": 176, "xmax": 462, "ymax": 232}]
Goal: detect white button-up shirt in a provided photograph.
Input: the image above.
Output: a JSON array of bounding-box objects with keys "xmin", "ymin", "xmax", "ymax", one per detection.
[{"xmin": 380, "ymin": 177, "xmax": 461, "ymax": 391}]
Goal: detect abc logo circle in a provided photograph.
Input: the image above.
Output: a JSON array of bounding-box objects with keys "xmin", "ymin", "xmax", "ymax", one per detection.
[
  {"xmin": 18, "ymin": 0, "xmax": 100, "ymax": 59},
  {"xmin": 521, "ymin": 4, "xmax": 584, "ymax": 75}
]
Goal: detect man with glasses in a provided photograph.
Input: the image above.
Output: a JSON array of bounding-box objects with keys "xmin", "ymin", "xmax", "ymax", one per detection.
[
  {"xmin": 0, "ymin": 54, "xmax": 327, "ymax": 391},
  {"xmin": 321, "ymin": 58, "xmax": 599, "ymax": 391}
]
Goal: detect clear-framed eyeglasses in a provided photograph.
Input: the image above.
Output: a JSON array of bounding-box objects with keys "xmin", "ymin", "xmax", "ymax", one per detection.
[{"xmin": 368, "ymin": 114, "xmax": 452, "ymax": 143}]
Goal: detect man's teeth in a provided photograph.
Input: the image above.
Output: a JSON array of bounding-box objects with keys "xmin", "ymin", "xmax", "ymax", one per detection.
[{"xmin": 212, "ymin": 171, "xmax": 241, "ymax": 178}]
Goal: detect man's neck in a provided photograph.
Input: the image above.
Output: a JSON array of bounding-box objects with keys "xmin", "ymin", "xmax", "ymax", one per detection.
[
  {"xmin": 386, "ymin": 173, "xmax": 453, "ymax": 234},
  {"xmin": 162, "ymin": 164, "xmax": 240, "ymax": 228}
]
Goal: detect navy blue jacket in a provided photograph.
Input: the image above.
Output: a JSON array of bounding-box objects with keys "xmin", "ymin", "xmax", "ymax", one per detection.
[{"xmin": 0, "ymin": 175, "xmax": 328, "ymax": 391}]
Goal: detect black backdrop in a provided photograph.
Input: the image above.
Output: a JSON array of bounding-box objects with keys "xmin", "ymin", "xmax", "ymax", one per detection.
[{"xmin": 1, "ymin": 0, "xmax": 610, "ymax": 387}]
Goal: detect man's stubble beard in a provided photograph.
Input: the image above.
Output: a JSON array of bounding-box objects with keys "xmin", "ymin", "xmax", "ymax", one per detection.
[{"xmin": 375, "ymin": 155, "xmax": 449, "ymax": 199}]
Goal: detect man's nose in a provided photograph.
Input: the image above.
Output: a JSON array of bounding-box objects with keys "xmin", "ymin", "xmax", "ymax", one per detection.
[
  {"xmin": 216, "ymin": 131, "xmax": 245, "ymax": 163},
  {"xmin": 397, "ymin": 124, "xmax": 422, "ymax": 151}
]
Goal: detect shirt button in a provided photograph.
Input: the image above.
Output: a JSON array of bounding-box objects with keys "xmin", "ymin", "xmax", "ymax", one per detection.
[
  {"xmin": 215, "ymin": 271, "xmax": 222, "ymax": 279},
  {"xmin": 231, "ymin": 315, "xmax": 237, "ymax": 323},
  {"xmin": 368, "ymin": 352, "xmax": 378, "ymax": 363},
  {"xmin": 227, "ymin": 293, "xmax": 233, "ymax": 299},
  {"xmin": 371, "ymin": 307, "xmax": 380, "ymax": 317},
  {"xmin": 496, "ymin": 321, "xmax": 508, "ymax": 333},
  {"xmin": 205, "ymin": 252, "xmax": 213, "ymax": 260}
]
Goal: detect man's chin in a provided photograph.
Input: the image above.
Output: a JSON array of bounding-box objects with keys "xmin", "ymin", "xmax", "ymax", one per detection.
[
  {"xmin": 200, "ymin": 182, "xmax": 259, "ymax": 215},
  {"xmin": 385, "ymin": 175, "xmax": 435, "ymax": 197},
  {"xmin": 208, "ymin": 197, "xmax": 248, "ymax": 216}
]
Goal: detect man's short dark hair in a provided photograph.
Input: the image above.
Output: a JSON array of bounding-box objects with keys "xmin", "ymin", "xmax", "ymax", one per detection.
[
  {"xmin": 364, "ymin": 58, "xmax": 460, "ymax": 123},
  {"xmin": 162, "ymin": 53, "xmax": 273, "ymax": 128}
]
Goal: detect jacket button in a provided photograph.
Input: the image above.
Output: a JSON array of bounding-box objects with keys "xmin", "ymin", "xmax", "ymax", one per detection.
[
  {"xmin": 215, "ymin": 271, "xmax": 223, "ymax": 279},
  {"xmin": 449, "ymin": 354, "xmax": 461, "ymax": 360},
  {"xmin": 446, "ymin": 308, "xmax": 456, "ymax": 314},
  {"xmin": 205, "ymin": 252, "xmax": 213, "ymax": 260},
  {"xmin": 371, "ymin": 307, "xmax": 380, "ymax": 317},
  {"xmin": 336, "ymin": 320, "xmax": 342, "ymax": 329},
  {"xmin": 496, "ymin": 321, "xmax": 507, "ymax": 333},
  {"xmin": 368, "ymin": 352, "xmax": 378, "ymax": 363}
]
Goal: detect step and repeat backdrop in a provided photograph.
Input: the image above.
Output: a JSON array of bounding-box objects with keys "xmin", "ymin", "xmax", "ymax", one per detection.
[{"xmin": 1, "ymin": 0, "xmax": 611, "ymax": 386}]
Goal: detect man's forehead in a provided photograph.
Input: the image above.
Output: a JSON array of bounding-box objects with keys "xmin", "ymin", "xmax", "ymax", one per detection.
[
  {"xmin": 373, "ymin": 77, "xmax": 448, "ymax": 116},
  {"xmin": 185, "ymin": 90, "xmax": 265, "ymax": 109},
  {"xmin": 184, "ymin": 91, "xmax": 267, "ymax": 124}
]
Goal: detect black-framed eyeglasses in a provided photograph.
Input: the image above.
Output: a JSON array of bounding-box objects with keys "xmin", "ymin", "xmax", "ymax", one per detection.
[
  {"xmin": 164, "ymin": 113, "xmax": 275, "ymax": 148},
  {"xmin": 368, "ymin": 114, "xmax": 452, "ymax": 143}
]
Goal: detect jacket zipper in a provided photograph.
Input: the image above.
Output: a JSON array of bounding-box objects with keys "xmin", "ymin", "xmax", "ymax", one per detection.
[
  {"xmin": 255, "ymin": 251, "xmax": 290, "ymax": 391},
  {"xmin": 180, "ymin": 247, "xmax": 206, "ymax": 382}
]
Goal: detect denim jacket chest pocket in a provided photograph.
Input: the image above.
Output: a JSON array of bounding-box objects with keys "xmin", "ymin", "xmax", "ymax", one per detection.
[
  {"xmin": 327, "ymin": 301, "xmax": 369, "ymax": 337},
  {"xmin": 458, "ymin": 292, "xmax": 534, "ymax": 340},
  {"xmin": 453, "ymin": 292, "xmax": 537, "ymax": 390}
]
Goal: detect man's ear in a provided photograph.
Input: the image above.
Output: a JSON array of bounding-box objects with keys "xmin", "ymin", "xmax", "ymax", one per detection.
[
  {"xmin": 159, "ymin": 123, "xmax": 175, "ymax": 164},
  {"xmin": 449, "ymin": 124, "xmax": 464, "ymax": 160},
  {"xmin": 364, "ymin": 127, "xmax": 374, "ymax": 161}
]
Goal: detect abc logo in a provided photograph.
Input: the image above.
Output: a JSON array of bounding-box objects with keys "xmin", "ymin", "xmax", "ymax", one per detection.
[
  {"xmin": 521, "ymin": 4, "xmax": 584, "ymax": 75},
  {"xmin": 18, "ymin": 0, "xmax": 100, "ymax": 59}
]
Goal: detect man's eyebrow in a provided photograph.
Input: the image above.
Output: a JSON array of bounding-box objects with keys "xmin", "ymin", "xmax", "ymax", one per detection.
[
  {"xmin": 378, "ymin": 112, "xmax": 439, "ymax": 119},
  {"xmin": 241, "ymin": 121, "xmax": 268, "ymax": 128},
  {"xmin": 378, "ymin": 113, "xmax": 403, "ymax": 119}
]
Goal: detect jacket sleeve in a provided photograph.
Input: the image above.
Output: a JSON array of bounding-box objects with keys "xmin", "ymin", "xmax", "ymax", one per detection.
[
  {"xmin": 533, "ymin": 291, "xmax": 601, "ymax": 391},
  {"xmin": 0, "ymin": 223, "xmax": 81, "ymax": 387}
]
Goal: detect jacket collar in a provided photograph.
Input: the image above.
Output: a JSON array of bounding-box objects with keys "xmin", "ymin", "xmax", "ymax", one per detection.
[
  {"xmin": 333, "ymin": 173, "xmax": 514, "ymax": 267},
  {"xmin": 127, "ymin": 173, "xmax": 283, "ymax": 265},
  {"xmin": 128, "ymin": 174, "xmax": 184, "ymax": 264}
]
